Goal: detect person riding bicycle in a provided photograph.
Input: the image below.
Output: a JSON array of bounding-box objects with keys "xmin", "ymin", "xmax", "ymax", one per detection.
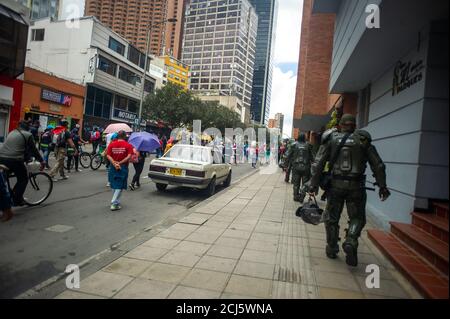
[{"xmin": 0, "ymin": 120, "xmax": 45, "ymax": 207}]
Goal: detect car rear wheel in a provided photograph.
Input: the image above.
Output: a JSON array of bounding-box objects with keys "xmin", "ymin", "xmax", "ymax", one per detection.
[
  {"xmin": 223, "ymin": 170, "xmax": 232, "ymax": 187},
  {"xmin": 156, "ymin": 183, "xmax": 168, "ymax": 191},
  {"xmin": 205, "ymin": 177, "xmax": 216, "ymax": 197}
]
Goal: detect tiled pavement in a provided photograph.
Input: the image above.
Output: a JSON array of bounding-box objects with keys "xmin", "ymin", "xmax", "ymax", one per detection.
[{"xmin": 56, "ymin": 169, "xmax": 422, "ymax": 299}]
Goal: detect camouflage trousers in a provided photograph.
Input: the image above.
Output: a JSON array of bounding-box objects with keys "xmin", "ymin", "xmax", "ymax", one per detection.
[
  {"xmin": 323, "ymin": 187, "xmax": 367, "ymax": 250},
  {"xmin": 291, "ymin": 166, "xmax": 310, "ymax": 202}
]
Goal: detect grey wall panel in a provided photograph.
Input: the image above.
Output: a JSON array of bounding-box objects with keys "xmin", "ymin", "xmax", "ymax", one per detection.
[
  {"xmin": 425, "ymin": 67, "xmax": 449, "ymax": 100},
  {"xmin": 367, "ymin": 132, "xmax": 422, "ymax": 164},
  {"xmin": 421, "ymin": 99, "xmax": 449, "ymax": 132},
  {"xmin": 416, "ymin": 164, "xmax": 449, "ymax": 199},
  {"xmin": 366, "ymin": 101, "xmax": 424, "ymax": 141},
  {"xmin": 367, "ymin": 188, "xmax": 414, "ymax": 225},
  {"xmin": 419, "ymin": 132, "xmax": 449, "ymax": 166}
]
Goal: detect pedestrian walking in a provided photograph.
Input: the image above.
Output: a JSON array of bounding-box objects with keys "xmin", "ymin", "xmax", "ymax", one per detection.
[
  {"xmin": 106, "ymin": 130, "xmax": 133, "ymax": 211},
  {"xmin": 90, "ymin": 127, "xmax": 101, "ymax": 154},
  {"xmin": 40, "ymin": 126, "xmax": 53, "ymax": 169},
  {"xmin": 130, "ymin": 149, "xmax": 147, "ymax": 190},
  {"xmin": 49, "ymin": 119, "xmax": 78, "ymax": 182},
  {"xmin": 67, "ymin": 127, "xmax": 84, "ymax": 173}
]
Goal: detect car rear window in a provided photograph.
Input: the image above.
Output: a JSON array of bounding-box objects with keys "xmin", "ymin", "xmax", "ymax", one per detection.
[{"xmin": 164, "ymin": 145, "xmax": 212, "ymax": 163}]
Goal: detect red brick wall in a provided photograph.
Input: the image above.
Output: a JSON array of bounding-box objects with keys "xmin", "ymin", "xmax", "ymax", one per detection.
[{"xmin": 292, "ymin": 0, "xmax": 336, "ymax": 136}]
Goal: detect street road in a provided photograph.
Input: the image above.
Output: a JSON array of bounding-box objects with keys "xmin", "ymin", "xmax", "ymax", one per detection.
[{"xmin": 0, "ymin": 157, "xmax": 255, "ymax": 298}]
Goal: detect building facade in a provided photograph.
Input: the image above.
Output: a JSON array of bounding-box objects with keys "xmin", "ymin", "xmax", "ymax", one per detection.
[
  {"xmin": 292, "ymin": 0, "xmax": 358, "ymax": 142},
  {"xmin": 26, "ymin": 17, "xmax": 157, "ymax": 131},
  {"xmin": 163, "ymin": 55, "xmax": 189, "ymax": 89},
  {"xmin": 313, "ymin": 0, "xmax": 449, "ymax": 228},
  {"xmin": 164, "ymin": 0, "xmax": 188, "ymax": 59},
  {"xmin": 181, "ymin": 0, "xmax": 258, "ymax": 122},
  {"xmin": 274, "ymin": 112, "xmax": 283, "ymax": 134},
  {"xmin": 248, "ymin": 0, "xmax": 277, "ymax": 125},
  {"xmin": 21, "ymin": 67, "xmax": 85, "ymax": 130},
  {"xmin": 84, "ymin": 0, "xmax": 184, "ymax": 57},
  {"xmin": 0, "ymin": 0, "xmax": 29, "ymax": 142}
]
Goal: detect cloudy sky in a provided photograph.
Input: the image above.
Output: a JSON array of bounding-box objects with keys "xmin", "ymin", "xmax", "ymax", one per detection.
[
  {"xmin": 270, "ymin": 0, "xmax": 302, "ymax": 137},
  {"xmin": 62, "ymin": 0, "xmax": 303, "ymax": 137}
]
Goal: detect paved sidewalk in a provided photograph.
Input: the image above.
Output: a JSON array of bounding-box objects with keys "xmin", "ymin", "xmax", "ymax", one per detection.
[{"xmin": 56, "ymin": 169, "xmax": 421, "ymax": 299}]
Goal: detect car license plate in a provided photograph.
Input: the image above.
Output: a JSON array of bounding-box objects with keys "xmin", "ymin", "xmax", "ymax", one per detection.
[{"xmin": 169, "ymin": 168, "xmax": 182, "ymax": 176}]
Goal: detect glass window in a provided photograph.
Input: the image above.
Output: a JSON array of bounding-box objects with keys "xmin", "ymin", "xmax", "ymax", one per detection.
[
  {"xmin": 31, "ymin": 29, "xmax": 45, "ymax": 41},
  {"xmin": 114, "ymin": 95, "xmax": 128, "ymax": 110},
  {"xmin": 109, "ymin": 37, "xmax": 125, "ymax": 56},
  {"xmin": 97, "ymin": 56, "xmax": 117, "ymax": 76},
  {"xmin": 144, "ymin": 80, "xmax": 155, "ymax": 93},
  {"xmin": 118, "ymin": 67, "xmax": 138, "ymax": 85},
  {"xmin": 128, "ymin": 100, "xmax": 138, "ymax": 113}
]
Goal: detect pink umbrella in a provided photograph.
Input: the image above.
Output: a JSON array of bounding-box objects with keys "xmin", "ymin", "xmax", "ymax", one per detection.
[{"xmin": 104, "ymin": 123, "xmax": 133, "ymax": 134}]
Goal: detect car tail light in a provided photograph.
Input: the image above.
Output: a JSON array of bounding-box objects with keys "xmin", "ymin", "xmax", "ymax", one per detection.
[
  {"xmin": 186, "ymin": 170, "xmax": 205, "ymax": 178},
  {"xmin": 150, "ymin": 165, "xmax": 166, "ymax": 172}
]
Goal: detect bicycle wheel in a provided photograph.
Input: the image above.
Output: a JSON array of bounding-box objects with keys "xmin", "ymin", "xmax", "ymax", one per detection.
[
  {"xmin": 90, "ymin": 154, "xmax": 103, "ymax": 170},
  {"xmin": 23, "ymin": 172, "xmax": 53, "ymax": 206},
  {"xmin": 80, "ymin": 152, "xmax": 91, "ymax": 169}
]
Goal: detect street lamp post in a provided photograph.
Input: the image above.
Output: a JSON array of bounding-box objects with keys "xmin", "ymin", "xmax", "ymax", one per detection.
[{"xmin": 138, "ymin": 18, "xmax": 177, "ymax": 130}]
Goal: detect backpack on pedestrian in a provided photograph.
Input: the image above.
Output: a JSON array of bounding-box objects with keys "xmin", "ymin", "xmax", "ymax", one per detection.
[{"xmin": 52, "ymin": 130, "xmax": 66, "ymax": 148}]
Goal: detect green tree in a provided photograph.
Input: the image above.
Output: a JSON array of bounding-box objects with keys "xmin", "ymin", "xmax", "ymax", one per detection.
[{"xmin": 142, "ymin": 82, "xmax": 195, "ymax": 129}]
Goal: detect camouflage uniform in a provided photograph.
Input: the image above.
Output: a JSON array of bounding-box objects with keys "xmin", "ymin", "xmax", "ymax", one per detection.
[
  {"xmin": 308, "ymin": 114, "xmax": 390, "ymax": 266},
  {"xmin": 287, "ymin": 135, "xmax": 314, "ymax": 202},
  {"xmin": 283, "ymin": 139, "xmax": 295, "ymax": 182}
]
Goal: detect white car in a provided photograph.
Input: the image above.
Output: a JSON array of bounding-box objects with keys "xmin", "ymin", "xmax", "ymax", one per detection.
[{"xmin": 148, "ymin": 144, "xmax": 232, "ymax": 196}]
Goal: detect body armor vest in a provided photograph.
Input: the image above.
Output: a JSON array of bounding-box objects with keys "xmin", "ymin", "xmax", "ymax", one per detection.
[
  {"xmin": 330, "ymin": 132, "xmax": 367, "ymax": 177},
  {"xmin": 292, "ymin": 142, "xmax": 311, "ymax": 167}
]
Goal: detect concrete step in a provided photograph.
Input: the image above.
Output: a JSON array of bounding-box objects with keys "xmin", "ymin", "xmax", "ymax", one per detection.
[
  {"xmin": 411, "ymin": 212, "xmax": 448, "ymax": 243},
  {"xmin": 368, "ymin": 229, "xmax": 449, "ymax": 299},
  {"xmin": 390, "ymin": 222, "xmax": 448, "ymax": 276}
]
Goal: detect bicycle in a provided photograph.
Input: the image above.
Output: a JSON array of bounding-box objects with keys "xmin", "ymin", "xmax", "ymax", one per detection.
[
  {"xmin": 64, "ymin": 145, "xmax": 91, "ymax": 170},
  {"xmin": 1, "ymin": 162, "xmax": 53, "ymax": 207},
  {"xmin": 90, "ymin": 144, "xmax": 108, "ymax": 170}
]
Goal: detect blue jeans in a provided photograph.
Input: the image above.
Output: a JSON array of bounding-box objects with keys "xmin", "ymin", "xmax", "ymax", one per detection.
[
  {"xmin": 42, "ymin": 148, "xmax": 50, "ymax": 165},
  {"xmin": 111, "ymin": 189, "xmax": 122, "ymax": 205}
]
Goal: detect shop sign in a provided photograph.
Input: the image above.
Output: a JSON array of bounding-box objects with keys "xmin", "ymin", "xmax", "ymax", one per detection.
[
  {"xmin": 31, "ymin": 104, "xmax": 40, "ymax": 111},
  {"xmin": 41, "ymin": 88, "xmax": 73, "ymax": 106},
  {"xmin": 392, "ymin": 58, "xmax": 424, "ymax": 96},
  {"xmin": 113, "ymin": 108, "xmax": 138, "ymax": 123},
  {"xmin": 49, "ymin": 104, "xmax": 62, "ymax": 113}
]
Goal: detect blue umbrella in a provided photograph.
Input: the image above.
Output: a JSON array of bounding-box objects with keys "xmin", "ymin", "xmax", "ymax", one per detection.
[{"xmin": 128, "ymin": 132, "xmax": 160, "ymax": 152}]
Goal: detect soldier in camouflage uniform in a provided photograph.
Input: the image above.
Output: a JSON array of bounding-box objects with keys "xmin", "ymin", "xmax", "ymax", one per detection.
[
  {"xmin": 286, "ymin": 133, "xmax": 314, "ymax": 203},
  {"xmin": 307, "ymin": 114, "xmax": 390, "ymax": 266},
  {"xmin": 283, "ymin": 139, "xmax": 295, "ymax": 183}
]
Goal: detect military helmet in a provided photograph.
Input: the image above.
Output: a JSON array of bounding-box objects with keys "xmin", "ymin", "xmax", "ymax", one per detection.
[{"xmin": 339, "ymin": 114, "xmax": 356, "ymax": 126}]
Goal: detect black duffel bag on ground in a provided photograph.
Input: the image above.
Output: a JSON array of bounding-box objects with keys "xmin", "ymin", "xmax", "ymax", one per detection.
[{"xmin": 295, "ymin": 195, "xmax": 324, "ymax": 225}]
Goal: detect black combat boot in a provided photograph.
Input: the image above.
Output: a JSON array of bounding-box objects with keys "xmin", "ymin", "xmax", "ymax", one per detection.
[
  {"xmin": 325, "ymin": 224, "xmax": 339, "ymax": 259},
  {"xmin": 342, "ymin": 239, "xmax": 358, "ymax": 267}
]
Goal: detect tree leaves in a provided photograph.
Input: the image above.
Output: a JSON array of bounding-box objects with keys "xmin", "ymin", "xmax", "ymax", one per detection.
[{"xmin": 142, "ymin": 83, "xmax": 245, "ymax": 133}]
